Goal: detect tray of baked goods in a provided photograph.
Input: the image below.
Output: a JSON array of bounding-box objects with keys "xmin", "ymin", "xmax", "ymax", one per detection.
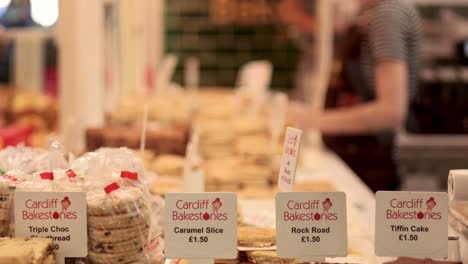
[{"xmin": 167, "ymin": 224, "xmax": 378, "ymax": 264}]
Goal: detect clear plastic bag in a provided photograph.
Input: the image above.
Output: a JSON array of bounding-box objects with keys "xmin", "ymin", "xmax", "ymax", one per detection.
[{"xmin": 86, "ymin": 182, "xmax": 151, "ymax": 264}]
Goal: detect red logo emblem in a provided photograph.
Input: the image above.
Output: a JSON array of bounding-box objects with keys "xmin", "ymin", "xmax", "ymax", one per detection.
[
  {"xmin": 426, "ymin": 197, "xmax": 436, "ymax": 212},
  {"xmin": 61, "ymin": 197, "xmax": 71, "ymax": 211},
  {"xmin": 322, "ymin": 198, "xmax": 333, "ymax": 213},
  {"xmin": 212, "ymin": 198, "xmax": 222, "ymax": 213}
]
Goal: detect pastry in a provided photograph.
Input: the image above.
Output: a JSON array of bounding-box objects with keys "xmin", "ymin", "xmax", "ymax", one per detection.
[
  {"xmin": 246, "ymin": 251, "xmax": 296, "ymax": 264},
  {"xmin": 238, "ymin": 227, "xmax": 276, "ymax": 248},
  {"xmin": 0, "ymin": 237, "xmax": 55, "ymax": 264}
]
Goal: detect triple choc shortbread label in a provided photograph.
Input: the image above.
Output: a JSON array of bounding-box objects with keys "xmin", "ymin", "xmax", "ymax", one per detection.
[
  {"xmin": 375, "ymin": 191, "xmax": 448, "ymax": 258},
  {"xmin": 276, "ymin": 192, "xmax": 348, "ymax": 258},
  {"xmin": 165, "ymin": 193, "xmax": 237, "ymax": 259},
  {"xmin": 14, "ymin": 191, "xmax": 88, "ymax": 261}
]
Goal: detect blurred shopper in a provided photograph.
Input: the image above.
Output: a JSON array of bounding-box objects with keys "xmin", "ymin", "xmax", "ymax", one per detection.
[{"xmin": 286, "ymin": 0, "xmax": 422, "ymax": 192}]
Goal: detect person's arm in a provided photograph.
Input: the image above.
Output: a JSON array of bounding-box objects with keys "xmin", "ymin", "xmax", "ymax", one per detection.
[
  {"xmin": 278, "ymin": 0, "xmax": 317, "ymax": 33},
  {"xmin": 289, "ymin": 4, "xmax": 411, "ymax": 134},
  {"xmin": 315, "ymin": 60, "xmax": 408, "ymax": 134}
]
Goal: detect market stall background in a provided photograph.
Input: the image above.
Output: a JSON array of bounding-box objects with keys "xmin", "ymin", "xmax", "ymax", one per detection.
[{"xmin": 0, "ymin": 0, "xmax": 467, "ymax": 263}]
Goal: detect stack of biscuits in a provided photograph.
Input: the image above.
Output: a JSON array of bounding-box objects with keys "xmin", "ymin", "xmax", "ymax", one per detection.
[
  {"xmin": 235, "ymin": 134, "xmax": 274, "ymax": 189},
  {"xmin": 196, "ymin": 90, "xmax": 236, "ymax": 160},
  {"xmin": 87, "ymin": 184, "xmax": 151, "ymax": 264}
]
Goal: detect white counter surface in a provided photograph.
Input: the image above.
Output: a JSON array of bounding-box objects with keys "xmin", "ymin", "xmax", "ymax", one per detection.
[{"xmin": 240, "ymin": 148, "xmax": 384, "ymax": 263}]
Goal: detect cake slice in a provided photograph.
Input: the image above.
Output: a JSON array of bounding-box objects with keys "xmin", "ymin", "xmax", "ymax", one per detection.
[{"xmin": 0, "ymin": 237, "xmax": 54, "ymax": 264}]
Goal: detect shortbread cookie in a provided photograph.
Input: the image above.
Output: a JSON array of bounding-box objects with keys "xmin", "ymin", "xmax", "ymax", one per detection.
[
  {"xmin": 238, "ymin": 227, "xmax": 276, "ymax": 248},
  {"xmin": 88, "ymin": 249, "xmax": 147, "ymax": 264},
  {"xmin": 246, "ymin": 251, "xmax": 296, "ymax": 264},
  {"xmin": 88, "ymin": 207, "xmax": 150, "ymax": 230},
  {"xmin": 89, "ymin": 225, "xmax": 150, "ymax": 243},
  {"xmin": 89, "ymin": 236, "xmax": 146, "ymax": 254},
  {"xmin": 87, "ymin": 187, "xmax": 146, "ymax": 216}
]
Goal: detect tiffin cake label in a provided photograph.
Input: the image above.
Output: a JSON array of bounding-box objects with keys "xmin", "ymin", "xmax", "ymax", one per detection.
[
  {"xmin": 276, "ymin": 192, "xmax": 348, "ymax": 258},
  {"xmin": 278, "ymin": 127, "xmax": 303, "ymax": 192},
  {"xmin": 165, "ymin": 193, "xmax": 237, "ymax": 259},
  {"xmin": 14, "ymin": 191, "xmax": 88, "ymax": 260},
  {"xmin": 375, "ymin": 191, "xmax": 448, "ymax": 258}
]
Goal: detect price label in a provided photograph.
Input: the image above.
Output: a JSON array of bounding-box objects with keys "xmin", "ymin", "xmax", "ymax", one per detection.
[
  {"xmin": 375, "ymin": 191, "xmax": 448, "ymax": 258},
  {"xmin": 189, "ymin": 236, "xmax": 209, "ymax": 243},
  {"xmin": 276, "ymin": 192, "xmax": 348, "ymax": 258},
  {"xmin": 14, "ymin": 191, "xmax": 88, "ymax": 263},
  {"xmin": 165, "ymin": 193, "xmax": 237, "ymax": 259}
]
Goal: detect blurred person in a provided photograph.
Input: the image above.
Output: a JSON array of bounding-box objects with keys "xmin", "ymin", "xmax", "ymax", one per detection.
[
  {"xmin": 278, "ymin": 0, "xmax": 358, "ymax": 101},
  {"xmin": 286, "ymin": 0, "xmax": 422, "ymax": 192}
]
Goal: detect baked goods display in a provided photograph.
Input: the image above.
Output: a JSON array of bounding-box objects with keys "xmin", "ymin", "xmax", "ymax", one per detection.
[
  {"xmin": 0, "ymin": 237, "xmax": 55, "ymax": 264},
  {"xmin": 109, "ymin": 93, "xmax": 193, "ymax": 126},
  {"xmin": 246, "ymin": 250, "xmax": 296, "ymax": 264},
  {"xmin": 237, "ymin": 227, "xmax": 276, "ymax": 248},
  {"xmin": 0, "ymin": 88, "xmax": 57, "ymax": 148},
  {"xmin": 0, "ymin": 88, "xmax": 432, "ymax": 264},
  {"xmin": 0, "ymin": 144, "xmax": 166, "ymax": 264},
  {"xmin": 85, "ymin": 124, "xmax": 190, "ymax": 156},
  {"xmin": 194, "ymin": 89, "xmax": 283, "ymax": 194}
]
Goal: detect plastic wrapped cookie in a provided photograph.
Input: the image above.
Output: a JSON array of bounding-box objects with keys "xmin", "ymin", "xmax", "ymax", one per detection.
[{"xmin": 86, "ymin": 182, "xmax": 151, "ymax": 264}]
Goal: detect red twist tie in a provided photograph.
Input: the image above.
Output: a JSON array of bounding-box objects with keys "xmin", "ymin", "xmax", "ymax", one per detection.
[
  {"xmin": 2, "ymin": 174, "xmax": 19, "ymax": 182},
  {"xmin": 104, "ymin": 182, "xmax": 120, "ymax": 194},
  {"xmin": 66, "ymin": 169, "xmax": 77, "ymax": 178},
  {"xmin": 40, "ymin": 172, "xmax": 54, "ymax": 181},
  {"xmin": 120, "ymin": 171, "xmax": 138, "ymax": 181}
]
